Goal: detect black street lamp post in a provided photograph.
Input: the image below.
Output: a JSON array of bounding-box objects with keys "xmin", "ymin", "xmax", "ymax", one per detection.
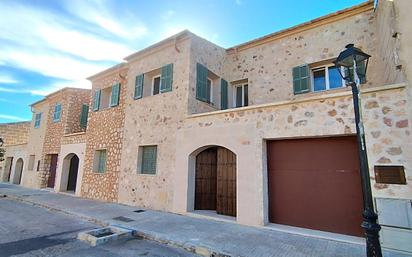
[{"xmin": 334, "ymin": 44, "xmax": 382, "ymax": 257}]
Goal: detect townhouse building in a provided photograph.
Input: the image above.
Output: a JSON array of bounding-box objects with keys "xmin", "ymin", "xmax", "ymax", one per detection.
[
  {"xmin": 1, "ymin": 0, "xmax": 411, "ymax": 253},
  {"xmin": 0, "ymin": 121, "xmax": 30, "ymax": 183},
  {"xmin": 0, "ymin": 88, "xmax": 90, "ymax": 194}
]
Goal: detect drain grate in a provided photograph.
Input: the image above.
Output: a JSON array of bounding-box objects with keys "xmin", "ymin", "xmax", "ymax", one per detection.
[
  {"xmin": 133, "ymin": 209, "xmax": 145, "ymax": 213},
  {"xmin": 112, "ymin": 216, "xmax": 134, "ymax": 222}
]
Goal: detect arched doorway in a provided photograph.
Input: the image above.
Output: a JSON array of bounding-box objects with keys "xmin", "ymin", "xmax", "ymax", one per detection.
[
  {"xmin": 195, "ymin": 146, "xmax": 236, "ymax": 217},
  {"xmin": 63, "ymin": 154, "xmax": 79, "ymax": 192},
  {"xmin": 13, "ymin": 158, "xmax": 24, "ymax": 185}
]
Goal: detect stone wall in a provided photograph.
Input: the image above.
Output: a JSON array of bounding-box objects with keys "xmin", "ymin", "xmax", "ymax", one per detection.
[
  {"xmin": 64, "ymin": 89, "xmax": 91, "ymax": 134},
  {"xmin": 173, "ymin": 84, "xmax": 411, "ymax": 225},
  {"xmin": 0, "ymin": 121, "xmax": 30, "ymax": 146},
  {"xmin": 226, "ymin": 7, "xmax": 385, "ymax": 106},
  {"xmin": 81, "ymin": 68, "xmax": 127, "ymax": 202},
  {"xmin": 61, "ymin": 132, "xmax": 86, "ymax": 145},
  {"xmin": 117, "ymin": 37, "xmax": 191, "ymax": 211}
]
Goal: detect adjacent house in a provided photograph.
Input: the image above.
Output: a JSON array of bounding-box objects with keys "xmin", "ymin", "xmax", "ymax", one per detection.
[
  {"xmin": 1, "ymin": 0, "xmax": 411, "ymax": 253},
  {"xmin": 0, "ymin": 88, "xmax": 90, "ymax": 192}
]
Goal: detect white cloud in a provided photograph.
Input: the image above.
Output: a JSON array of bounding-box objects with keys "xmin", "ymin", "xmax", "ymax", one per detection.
[
  {"xmin": 29, "ymin": 79, "xmax": 92, "ymax": 96},
  {"xmin": 39, "ymin": 25, "xmax": 134, "ymax": 62},
  {"xmin": 0, "ymin": 1, "xmax": 134, "ymax": 63},
  {"xmin": 0, "ymin": 74, "xmax": 19, "ymax": 84},
  {"xmin": 63, "ymin": 0, "xmax": 148, "ymax": 39},
  {"xmin": 0, "ymin": 114, "xmax": 26, "ymax": 121},
  {"xmin": 0, "ymin": 47, "xmax": 108, "ymax": 81}
]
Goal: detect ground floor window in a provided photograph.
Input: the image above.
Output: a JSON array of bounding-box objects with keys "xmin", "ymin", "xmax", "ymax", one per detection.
[
  {"xmin": 93, "ymin": 149, "xmax": 107, "ymax": 173},
  {"xmin": 138, "ymin": 145, "xmax": 157, "ymax": 175}
]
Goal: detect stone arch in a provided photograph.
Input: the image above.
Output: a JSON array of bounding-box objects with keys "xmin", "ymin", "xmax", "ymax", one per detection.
[
  {"xmin": 189, "ymin": 145, "xmax": 237, "ymax": 217},
  {"xmin": 13, "ymin": 158, "xmax": 24, "ymax": 185},
  {"xmin": 60, "ymin": 153, "xmax": 80, "ymax": 193}
]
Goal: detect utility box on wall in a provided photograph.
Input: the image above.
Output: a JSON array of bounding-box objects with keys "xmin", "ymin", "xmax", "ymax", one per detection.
[{"xmin": 376, "ymin": 198, "xmax": 412, "ymax": 253}]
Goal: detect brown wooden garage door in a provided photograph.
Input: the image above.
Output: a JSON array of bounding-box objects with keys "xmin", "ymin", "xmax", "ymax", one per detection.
[{"xmin": 267, "ymin": 136, "xmax": 364, "ymax": 236}]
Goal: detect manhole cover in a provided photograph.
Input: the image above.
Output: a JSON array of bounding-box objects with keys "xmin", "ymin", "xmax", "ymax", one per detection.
[{"xmin": 112, "ymin": 216, "xmax": 134, "ymax": 222}]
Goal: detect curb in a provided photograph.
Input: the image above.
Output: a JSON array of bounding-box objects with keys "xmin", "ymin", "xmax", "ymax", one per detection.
[{"xmin": 4, "ymin": 194, "xmax": 234, "ymax": 257}]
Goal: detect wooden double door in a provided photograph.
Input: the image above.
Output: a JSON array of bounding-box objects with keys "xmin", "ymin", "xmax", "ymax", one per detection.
[{"xmin": 195, "ymin": 147, "xmax": 236, "ymax": 217}]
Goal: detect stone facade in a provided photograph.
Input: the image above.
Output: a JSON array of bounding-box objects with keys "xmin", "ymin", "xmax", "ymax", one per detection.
[
  {"xmin": 2, "ymin": 0, "xmax": 412, "ymax": 252},
  {"xmin": 39, "ymin": 88, "xmax": 91, "ymax": 188},
  {"xmin": 80, "ymin": 65, "xmax": 127, "ymax": 202},
  {"xmin": 0, "ymin": 121, "xmax": 30, "ymax": 146}
]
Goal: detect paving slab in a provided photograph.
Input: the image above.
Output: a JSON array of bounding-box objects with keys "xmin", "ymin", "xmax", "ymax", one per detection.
[{"xmin": 1, "ymin": 183, "xmax": 410, "ymax": 257}]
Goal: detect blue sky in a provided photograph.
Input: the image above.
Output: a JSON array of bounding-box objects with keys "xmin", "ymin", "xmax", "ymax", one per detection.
[{"xmin": 0, "ymin": 0, "xmax": 365, "ymax": 123}]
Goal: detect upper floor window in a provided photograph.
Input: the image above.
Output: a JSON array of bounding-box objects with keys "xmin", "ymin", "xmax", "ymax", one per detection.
[
  {"xmin": 293, "ymin": 60, "xmax": 367, "ymax": 95},
  {"xmin": 152, "ymin": 75, "xmax": 161, "ymax": 95},
  {"xmin": 34, "ymin": 113, "xmax": 42, "ymax": 128},
  {"xmin": 134, "ymin": 64, "xmax": 173, "ymax": 99},
  {"xmin": 53, "ymin": 103, "xmax": 62, "ymax": 122},
  {"xmin": 93, "ymin": 83, "xmax": 120, "ymax": 112},
  {"xmin": 312, "ymin": 65, "xmax": 343, "ymax": 92},
  {"xmin": 80, "ymin": 104, "xmax": 89, "ymax": 128},
  {"xmin": 196, "ymin": 63, "xmax": 219, "ymax": 105},
  {"xmin": 234, "ymin": 83, "xmax": 248, "ymax": 108}
]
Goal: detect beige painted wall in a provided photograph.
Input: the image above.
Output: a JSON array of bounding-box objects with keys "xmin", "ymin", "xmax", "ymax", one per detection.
[
  {"xmin": 1, "ymin": 144, "xmax": 26, "ymax": 183},
  {"xmin": 55, "ymin": 142, "xmax": 86, "ymax": 197},
  {"xmin": 22, "ymin": 101, "xmax": 49, "ymax": 188}
]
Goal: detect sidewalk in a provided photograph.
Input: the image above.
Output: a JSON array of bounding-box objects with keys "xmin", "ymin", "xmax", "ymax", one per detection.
[{"xmin": 0, "ymin": 183, "xmax": 409, "ymax": 257}]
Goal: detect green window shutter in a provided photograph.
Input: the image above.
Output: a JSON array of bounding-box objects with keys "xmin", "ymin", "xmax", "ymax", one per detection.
[
  {"xmin": 34, "ymin": 113, "xmax": 42, "ymax": 128},
  {"xmin": 292, "ymin": 64, "xmax": 310, "ymax": 94},
  {"xmin": 80, "ymin": 104, "xmax": 89, "ymax": 128},
  {"xmin": 160, "ymin": 63, "xmax": 173, "ymax": 93},
  {"xmin": 93, "ymin": 90, "xmax": 101, "ymax": 111},
  {"xmin": 141, "ymin": 146, "xmax": 157, "ymax": 174},
  {"xmin": 110, "ymin": 83, "xmax": 120, "ymax": 107},
  {"xmin": 53, "ymin": 104, "xmax": 61, "ymax": 122},
  {"xmin": 196, "ymin": 63, "xmax": 208, "ymax": 102},
  {"xmin": 134, "ymin": 74, "xmax": 144, "ymax": 99},
  {"xmin": 98, "ymin": 150, "xmax": 106, "ymax": 173},
  {"xmin": 220, "ymin": 79, "xmax": 228, "ymax": 110}
]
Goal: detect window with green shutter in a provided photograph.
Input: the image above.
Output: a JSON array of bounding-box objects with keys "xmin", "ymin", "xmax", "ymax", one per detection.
[
  {"xmin": 292, "ymin": 64, "xmax": 310, "ymax": 94},
  {"xmin": 94, "ymin": 149, "xmax": 107, "ymax": 173},
  {"xmin": 93, "ymin": 90, "xmax": 101, "ymax": 111},
  {"xmin": 139, "ymin": 146, "xmax": 157, "ymax": 175},
  {"xmin": 110, "ymin": 83, "xmax": 120, "ymax": 107},
  {"xmin": 160, "ymin": 64, "xmax": 173, "ymax": 93},
  {"xmin": 34, "ymin": 113, "xmax": 42, "ymax": 128},
  {"xmin": 196, "ymin": 63, "xmax": 209, "ymax": 102},
  {"xmin": 53, "ymin": 103, "xmax": 62, "ymax": 122},
  {"xmin": 220, "ymin": 79, "xmax": 228, "ymax": 110},
  {"xmin": 134, "ymin": 74, "xmax": 144, "ymax": 99},
  {"xmin": 80, "ymin": 104, "xmax": 89, "ymax": 128}
]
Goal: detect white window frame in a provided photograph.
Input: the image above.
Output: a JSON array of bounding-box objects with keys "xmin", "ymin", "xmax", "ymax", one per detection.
[
  {"xmin": 232, "ymin": 83, "xmax": 248, "ymax": 108},
  {"xmin": 311, "ymin": 64, "xmax": 345, "ymax": 92},
  {"xmin": 207, "ymin": 78, "xmax": 213, "ymax": 104},
  {"xmin": 151, "ymin": 75, "xmax": 161, "ymax": 96}
]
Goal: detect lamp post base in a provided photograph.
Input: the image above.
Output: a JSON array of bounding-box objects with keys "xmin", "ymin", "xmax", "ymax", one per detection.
[{"xmin": 362, "ymin": 210, "xmax": 382, "ymax": 257}]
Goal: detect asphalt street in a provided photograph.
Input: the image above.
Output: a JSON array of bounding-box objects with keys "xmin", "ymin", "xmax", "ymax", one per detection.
[{"xmin": 0, "ymin": 197, "xmax": 198, "ymax": 257}]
